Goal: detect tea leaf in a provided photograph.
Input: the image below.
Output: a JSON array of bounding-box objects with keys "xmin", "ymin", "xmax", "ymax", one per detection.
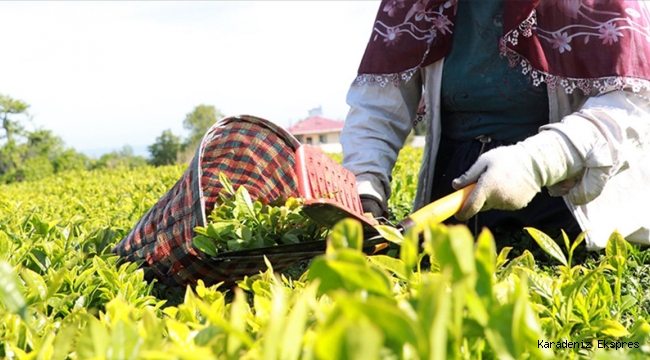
[
  {"xmin": 619, "ymin": 295, "xmax": 637, "ymax": 313},
  {"xmin": 593, "ymin": 319, "xmax": 630, "ymax": 337},
  {"xmin": 340, "ymin": 297, "xmax": 427, "ymax": 358},
  {"xmin": 495, "ymin": 247, "xmax": 512, "ymax": 269},
  {"xmin": 475, "ymin": 228, "xmax": 496, "ymax": 301},
  {"xmin": 193, "ymin": 235, "xmax": 218, "ymax": 257},
  {"xmin": 428, "ymin": 225, "xmax": 476, "ymax": 284},
  {"xmin": 569, "ymin": 231, "xmax": 586, "ymax": 254},
  {"xmin": 367, "ymin": 255, "xmax": 409, "ymax": 281},
  {"xmin": 235, "ymin": 186, "xmax": 257, "ymax": 224},
  {"xmin": 525, "ymin": 228, "xmax": 567, "ymax": 266},
  {"xmin": 46, "ymin": 267, "xmax": 68, "ymax": 300},
  {"xmin": 513, "ymin": 276, "xmax": 554, "ymax": 359},
  {"xmin": 429, "ymin": 270, "xmax": 452, "ymax": 360},
  {"xmin": 282, "ymin": 233, "xmax": 300, "ymax": 244},
  {"xmin": 51, "ymin": 320, "xmax": 78, "ymax": 360},
  {"xmin": 110, "ymin": 319, "xmax": 143, "ymax": 360},
  {"xmin": 314, "ymin": 317, "xmax": 383, "ymax": 360},
  {"xmin": 517, "ymin": 268, "xmax": 555, "ymax": 303},
  {"xmin": 279, "ymin": 282, "xmax": 318, "ymax": 360},
  {"xmin": 400, "ymin": 228, "xmax": 418, "ymax": 271},
  {"xmin": 374, "ymin": 225, "xmax": 404, "ymax": 244},
  {"xmin": 0, "ymin": 261, "xmax": 27, "ymax": 319},
  {"xmin": 21, "ymin": 267, "xmax": 47, "ymax": 301},
  {"xmin": 308, "ymin": 249, "xmax": 391, "ymax": 296},
  {"xmin": 219, "ymin": 172, "xmax": 236, "ymax": 196},
  {"xmin": 562, "ymin": 269, "xmax": 601, "ymax": 308},
  {"xmin": 262, "ymin": 279, "xmax": 286, "ymax": 360},
  {"xmin": 627, "ymin": 319, "xmax": 650, "ymax": 344},
  {"xmin": 327, "ymin": 219, "xmax": 363, "ymax": 251},
  {"xmin": 77, "ymin": 315, "xmax": 110, "ymax": 358},
  {"xmin": 207, "ymin": 222, "xmax": 236, "ymax": 238},
  {"xmin": 606, "ymin": 230, "xmax": 628, "ymax": 272},
  {"xmin": 465, "ymin": 289, "xmax": 489, "ymax": 327},
  {"xmin": 227, "ymin": 288, "xmax": 249, "ymax": 358}
]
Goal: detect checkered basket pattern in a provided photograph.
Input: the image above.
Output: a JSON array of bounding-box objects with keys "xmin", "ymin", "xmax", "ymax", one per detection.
[{"xmin": 112, "ymin": 115, "xmax": 314, "ymax": 288}]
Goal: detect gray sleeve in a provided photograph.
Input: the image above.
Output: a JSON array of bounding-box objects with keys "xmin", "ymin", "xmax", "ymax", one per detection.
[
  {"xmin": 542, "ymin": 89, "xmax": 650, "ymax": 205},
  {"xmin": 340, "ymin": 74, "xmax": 423, "ymax": 205}
]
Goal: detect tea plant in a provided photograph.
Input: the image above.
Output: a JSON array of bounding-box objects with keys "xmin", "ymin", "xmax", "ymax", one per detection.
[
  {"xmin": 0, "ymin": 148, "xmax": 649, "ymax": 359},
  {"xmin": 193, "ymin": 173, "xmax": 327, "ymax": 256}
]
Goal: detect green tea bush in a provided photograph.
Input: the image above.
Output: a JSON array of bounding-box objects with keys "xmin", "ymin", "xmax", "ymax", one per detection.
[{"xmin": 0, "ymin": 149, "xmax": 649, "ymax": 359}]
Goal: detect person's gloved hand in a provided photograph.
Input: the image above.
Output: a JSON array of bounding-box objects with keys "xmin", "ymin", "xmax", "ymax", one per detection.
[
  {"xmin": 360, "ymin": 194, "xmax": 389, "ymax": 219},
  {"xmin": 452, "ymin": 130, "xmax": 583, "ymax": 220}
]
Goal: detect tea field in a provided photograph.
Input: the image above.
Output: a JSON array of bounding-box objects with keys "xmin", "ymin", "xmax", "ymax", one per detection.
[{"xmin": 2, "ymin": 147, "xmax": 650, "ymax": 359}]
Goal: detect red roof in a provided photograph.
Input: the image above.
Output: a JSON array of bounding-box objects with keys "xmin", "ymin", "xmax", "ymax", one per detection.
[{"xmin": 285, "ymin": 116, "xmax": 344, "ymax": 135}]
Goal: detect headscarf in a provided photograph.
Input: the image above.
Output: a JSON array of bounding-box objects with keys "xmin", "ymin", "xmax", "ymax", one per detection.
[{"xmin": 356, "ymin": 0, "xmax": 650, "ymax": 94}]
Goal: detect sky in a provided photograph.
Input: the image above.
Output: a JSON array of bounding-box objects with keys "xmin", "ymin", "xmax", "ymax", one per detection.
[{"xmin": 0, "ymin": 1, "xmax": 380, "ymax": 157}]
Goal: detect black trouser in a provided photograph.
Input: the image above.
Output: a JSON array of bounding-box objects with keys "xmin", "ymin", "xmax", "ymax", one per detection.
[{"xmin": 430, "ymin": 135, "xmax": 581, "ymax": 238}]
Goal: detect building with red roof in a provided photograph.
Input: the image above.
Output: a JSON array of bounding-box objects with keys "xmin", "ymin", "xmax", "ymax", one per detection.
[{"xmin": 285, "ymin": 108, "xmax": 344, "ymax": 153}]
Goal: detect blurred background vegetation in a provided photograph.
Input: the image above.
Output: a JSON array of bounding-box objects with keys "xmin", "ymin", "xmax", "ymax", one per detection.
[{"xmin": 0, "ymin": 93, "xmax": 223, "ymax": 184}]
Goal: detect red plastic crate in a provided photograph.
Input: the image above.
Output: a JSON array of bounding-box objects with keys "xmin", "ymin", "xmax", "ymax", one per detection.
[{"xmin": 294, "ymin": 145, "xmax": 376, "ymax": 229}]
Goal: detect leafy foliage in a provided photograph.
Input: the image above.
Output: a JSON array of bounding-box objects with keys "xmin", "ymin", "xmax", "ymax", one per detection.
[
  {"xmin": 0, "ymin": 128, "xmax": 93, "ymax": 184},
  {"xmin": 0, "ymin": 94, "xmax": 124, "ymax": 183},
  {"xmin": 91, "ymin": 145, "xmax": 148, "ymax": 171},
  {"xmin": 388, "ymin": 147, "xmax": 422, "ymax": 221},
  {"xmin": 0, "ymin": 93, "xmax": 30, "ymax": 143},
  {"xmin": 193, "ymin": 173, "xmax": 327, "ymax": 255},
  {"xmin": 148, "ymin": 129, "xmax": 181, "ymax": 167},
  {"xmin": 183, "ymin": 104, "xmax": 224, "ymax": 148},
  {"xmin": 0, "ymin": 148, "xmax": 649, "ymax": 359}
]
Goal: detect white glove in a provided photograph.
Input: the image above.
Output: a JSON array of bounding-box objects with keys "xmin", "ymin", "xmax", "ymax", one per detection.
[{"xmin": 452, "ymin": 130, "xmax": 583, "ymax": 221}]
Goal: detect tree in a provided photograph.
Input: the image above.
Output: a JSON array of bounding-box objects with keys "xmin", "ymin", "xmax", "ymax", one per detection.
[
  {"xmin": 0, "ymin": 94, "xmax": 30, "ymax": 143},
  {"xmin": 52, "ymin": 149, "xmax": 90, "ymax": 173},
  {"xmin": 183, "ymin": 105, "xmax": 224, "ymax": 147},
  {"xmin": 92, "ymin": 145, "xmax": 147, "ymax": 170},
  {"xmin": 25, "ymin": 129, "xmax": 64, "ymax": 158},
  {"xmin": 0, "ymin": 94, "xmax": 32, "ymax": 181},
  {"xmin": 0, "ymin": 128, "xmax": 91, "ymax": 183},
  {"xmin": 0, "ymin": 94, "xmax": 94, "ymax": 183},
  {"xmin": 149, "ymin": 129, "xmax": 181, "ymax": 166},
  {"xmin": 0, "ymin": 129, "xmax": 62, "ymax": 183},
  {"xmin": 0, "ymin": 140, "xmax": 23, "ymax": 179}
]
